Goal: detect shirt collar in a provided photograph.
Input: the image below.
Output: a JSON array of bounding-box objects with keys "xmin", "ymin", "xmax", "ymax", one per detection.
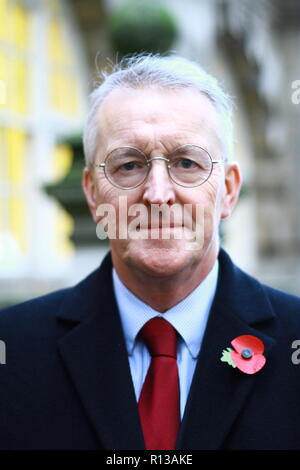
[{"xmin": 112, "ymin": 261, "xmax": 219, "ymax": 359}]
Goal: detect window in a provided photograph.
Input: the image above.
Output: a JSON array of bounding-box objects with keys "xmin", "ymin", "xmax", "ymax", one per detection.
[{"xmin": 0, "ymin": 0, "xmax": 87, "ymax": 279}]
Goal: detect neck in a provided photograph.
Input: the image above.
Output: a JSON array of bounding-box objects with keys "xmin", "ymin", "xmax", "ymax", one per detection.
[{"xmin": 111, "ymin": 244, "xmax": 219, "ymax": 313}]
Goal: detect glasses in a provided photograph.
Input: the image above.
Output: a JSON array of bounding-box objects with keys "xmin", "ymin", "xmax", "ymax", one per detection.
[{"xmin": 94, "ymin": 144, "xmax": 221, "ymax": 189}]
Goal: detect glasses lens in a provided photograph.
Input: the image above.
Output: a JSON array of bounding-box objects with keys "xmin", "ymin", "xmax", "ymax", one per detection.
[
  {"xmin": 169, "ymin": 145, "xmax": 212, "ymax": 187},
  {"xmin": 105, "ymin": 147, "xmax": 148, "ymax": 188}
]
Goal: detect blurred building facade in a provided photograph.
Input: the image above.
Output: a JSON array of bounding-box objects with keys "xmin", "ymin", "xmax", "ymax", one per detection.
[
  {"xmin": 0, "ymin": 0, "xmax": 300, "ymax": 307},
  {"xmin": 0, "ymin": 0, "xmax": 89, "ymax": 306}
]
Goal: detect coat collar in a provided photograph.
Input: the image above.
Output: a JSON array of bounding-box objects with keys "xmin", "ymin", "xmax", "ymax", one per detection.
[
  {"xmin": 176, "ymin": 249, "xmax": 277, "ymax": 449},
  {"xmin": 56, "ymin": 252, "xmax": 145, "ymax": 449},
  {"xmin": 56, "ymin": 249, "xmax": 277, "ymax": 450}
]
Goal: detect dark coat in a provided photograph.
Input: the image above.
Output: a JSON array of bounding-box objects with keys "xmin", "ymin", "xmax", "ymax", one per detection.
[{"xmin": 0, "ymin": 249, "xmax": 300, "ymax": 450}]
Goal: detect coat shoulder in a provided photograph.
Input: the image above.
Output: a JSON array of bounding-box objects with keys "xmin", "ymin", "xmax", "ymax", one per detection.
[
  {"xmin": 0, "ymin": 288, "xmax": 72, "ymax": 339},
  {"xmin": 261, "ymin": 282, "xmax": 300, "ymax": 327},
  {"xmin": 218, "ymin": 249, "xmax": 300, "ymax": 333},
  {"xmin": 0, "ymin": 256, "xmax": 109, "ymax": 341}
]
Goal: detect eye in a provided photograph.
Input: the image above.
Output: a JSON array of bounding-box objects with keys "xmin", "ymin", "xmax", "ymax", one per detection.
[
  {"xmin": 175, "ymin": 158, "xmax": 199, "ymax": 169},
  {"xmin": 120, "ymin": 161, "xmax": 140, "ymax": 171},
  {"xmin": 115, "ymin": 158, "xmax": 145, "ymax": 174}
]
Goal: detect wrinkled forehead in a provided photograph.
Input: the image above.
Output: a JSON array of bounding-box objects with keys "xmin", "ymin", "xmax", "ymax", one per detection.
[{"xmin": 95, "ymin": 86, "xmax": 223, "ymax": 156}]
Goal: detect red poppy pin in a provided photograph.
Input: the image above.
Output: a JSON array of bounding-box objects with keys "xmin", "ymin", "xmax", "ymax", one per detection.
[{"xmin": 221, "ymin": 335, "xmax": 266, "ymax": 374}]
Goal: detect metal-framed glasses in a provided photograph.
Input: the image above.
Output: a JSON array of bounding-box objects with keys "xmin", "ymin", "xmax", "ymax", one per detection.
[{"xmin": 94, "ymin": 144, "xmax": 221, "ymax": 189}]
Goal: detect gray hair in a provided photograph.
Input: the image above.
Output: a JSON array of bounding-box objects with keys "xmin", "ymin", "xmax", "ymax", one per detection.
[{"xmin": 83, "ymin": 54, "xmax": 234, "ymax": 168}]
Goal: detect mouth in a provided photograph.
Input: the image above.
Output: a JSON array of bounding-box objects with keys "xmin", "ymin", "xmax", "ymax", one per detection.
[
  {"xmin": 143, "ymin": 224, "xmax": 184, "ymax": 230},
  {"xmin": 130, "ymin": 220, "xmax": 193, "ymax": 231}
]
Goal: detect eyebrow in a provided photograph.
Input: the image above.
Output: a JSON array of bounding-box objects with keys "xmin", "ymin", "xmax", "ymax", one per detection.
[{"xmin": 117, "ymin": 140, "xmax": 193, "ymax": 155}]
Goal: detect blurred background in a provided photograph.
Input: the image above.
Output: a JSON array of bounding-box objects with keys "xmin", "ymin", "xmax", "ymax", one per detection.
[{"xmin": 0, "ymin": 0, "xmax": 300, "ymax": 307}]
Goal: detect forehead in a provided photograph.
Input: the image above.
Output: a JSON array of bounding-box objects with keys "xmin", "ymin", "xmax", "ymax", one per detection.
[{"xmin": 96, "ymin": 87, "xmax": 222, "ymax": 155}]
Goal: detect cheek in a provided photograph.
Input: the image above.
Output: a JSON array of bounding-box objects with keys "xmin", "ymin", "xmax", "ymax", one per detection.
[
  {"xmin": 181, "ymin": 178, "xmax": 224, "ymax": 240},
  {"xmin": 95, "ymin": 171, "xmax": 142, "ymax": 199},
  {"xmin": 203, "ymin": 179, "xmax": 226, "ymax": 236},
  {"xmin": 204, "ymin": 179, "xmax": 222, "ymax": 209},
  {"xmin": 205, "ymin": 170, "xmax": 226, "ymax": 205},
  {"xmin": 94, "ymin": 181, "xmax": 144, "ymax": 221},
  {"xmin": 182, "ymin": 178, "xmax": 222, "ymax": 216},
  {"xmin": 91, "ymin": 179, "xmax": 119, "ymax": 225},
  {"xmin": 94, "ymin": 177, "xmax": 124, "ymax": 206}
]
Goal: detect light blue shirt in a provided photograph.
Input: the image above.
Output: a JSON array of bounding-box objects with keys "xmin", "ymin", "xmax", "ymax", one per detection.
[{"xmin": 112, "ymin": 262, "xmax": 219, "ymax": 419}]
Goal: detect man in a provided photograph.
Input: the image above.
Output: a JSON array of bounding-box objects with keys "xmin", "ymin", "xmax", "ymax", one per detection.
[{"xmin": 0, "ymin": 54, "xmax": 300, "ymax": 450}]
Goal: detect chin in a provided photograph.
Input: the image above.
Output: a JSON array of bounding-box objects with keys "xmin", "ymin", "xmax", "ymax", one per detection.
[{"xmin": 123, "ymin": 239, "xmax": 203, "ymax": 278}]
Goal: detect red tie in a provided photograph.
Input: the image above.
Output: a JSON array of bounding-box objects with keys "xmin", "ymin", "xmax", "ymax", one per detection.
[{"xmin": 138, "ymin": 317, "xmax": 180, "ymax": 450}]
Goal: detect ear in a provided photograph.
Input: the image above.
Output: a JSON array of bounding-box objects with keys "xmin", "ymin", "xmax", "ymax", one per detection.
[
  {"xmin": 82, "ymin": 168, "xmax": 99, "ymax": 223},
  {"xmin": 220, "ymin": 162, "xmax": 242, "ymax": 219}
]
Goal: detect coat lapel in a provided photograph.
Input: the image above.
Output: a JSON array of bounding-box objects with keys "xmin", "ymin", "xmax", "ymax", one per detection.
[
  {"xmin": 177, "ymin": 249, "xmax": 277, "ymax": 450},
  {"xmin": 56, "ymin": 253, "xmax": 145, "ymax": 450}
]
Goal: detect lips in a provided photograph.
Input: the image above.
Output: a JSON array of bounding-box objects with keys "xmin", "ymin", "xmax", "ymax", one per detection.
[
  {"xmin": 133, "ymin": 222, "xmax": 184, "ymax": 229},
  {"xmin": 147, "ymin": 224, "xmax": 183, "ymax": 229}
]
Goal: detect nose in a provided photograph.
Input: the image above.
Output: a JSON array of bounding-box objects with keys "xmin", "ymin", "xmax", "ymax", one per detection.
[{"xmin": 142, "ymin": 158, "xmax": 176, "ymax": 206}]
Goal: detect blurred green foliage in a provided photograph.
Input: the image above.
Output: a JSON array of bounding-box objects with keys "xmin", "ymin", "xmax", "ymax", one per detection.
[
  {"xmin": 44, "ymin": 135, "xmax": 100, "ymax": 246},
  {"xmin": 107, "ymin": 0, "xmax": 178, "ymax": 56}
]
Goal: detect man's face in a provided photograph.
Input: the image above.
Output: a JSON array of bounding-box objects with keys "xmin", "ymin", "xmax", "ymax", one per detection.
[{"xmin": 83, "ymin": 87, "xmax": 241, "ymax": 278}]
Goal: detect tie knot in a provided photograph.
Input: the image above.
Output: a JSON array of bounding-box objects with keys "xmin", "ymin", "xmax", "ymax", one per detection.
[{"xmin": 139, "ymin": 317, "xmax": 178, "ymax": 358}]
